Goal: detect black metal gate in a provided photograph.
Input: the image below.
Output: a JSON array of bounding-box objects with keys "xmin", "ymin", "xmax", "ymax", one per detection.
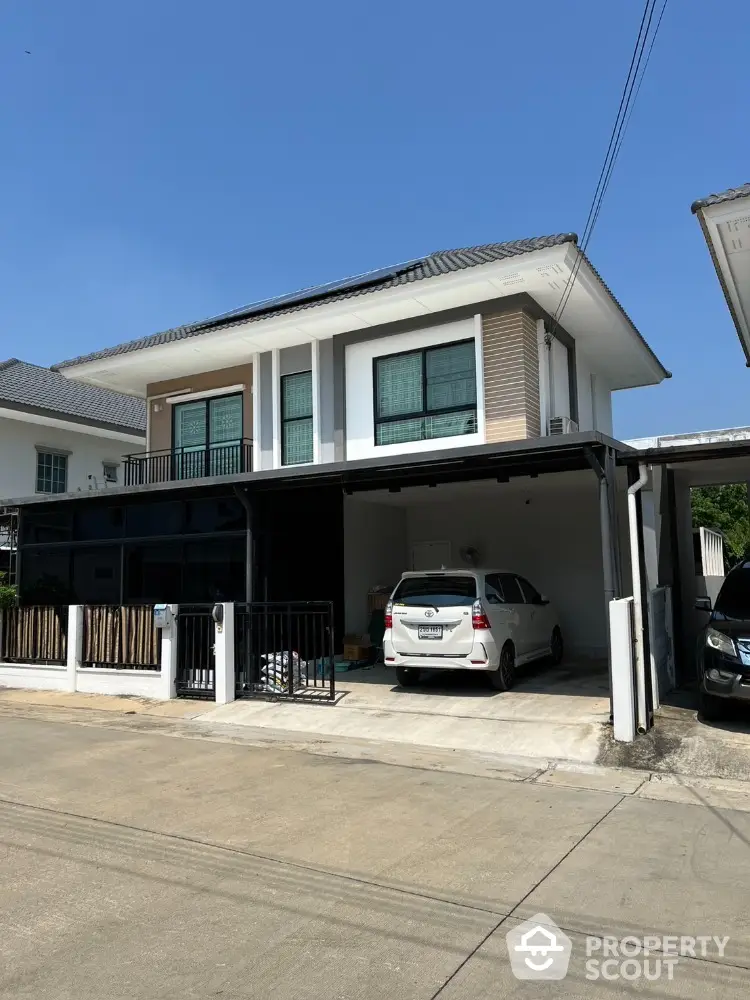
[
  {"xmin": 176, "ymin": 605, "xmax": 215, "ymax": 698},
  {"xmin": 235, "ymin": 601, "xmax": 335, "ymax": 701}
]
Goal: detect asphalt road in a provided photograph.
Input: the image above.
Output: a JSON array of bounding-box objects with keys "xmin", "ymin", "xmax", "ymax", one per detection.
[{"xmin": 0, "ymin": 711, "xmax": 748, "ymax": 998}]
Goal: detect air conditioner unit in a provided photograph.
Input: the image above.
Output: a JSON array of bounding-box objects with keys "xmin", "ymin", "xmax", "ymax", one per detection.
[{"xmin": 548, "ymin": 416, "xmax": 579, "ymax": 435}]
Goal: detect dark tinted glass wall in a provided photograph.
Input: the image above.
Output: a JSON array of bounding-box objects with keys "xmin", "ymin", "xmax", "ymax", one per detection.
[
  {"xmin": 22, "ymin": 495, "xmax": 246, "ymax": 544},
  {"xmin": 19, "ymin": 492, "xmax": 247, "ymax": 605}
]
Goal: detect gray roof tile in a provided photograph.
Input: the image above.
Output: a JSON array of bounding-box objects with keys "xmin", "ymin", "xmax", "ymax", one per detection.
[
  {"xmin": 53, "ymin": 234, "xmax": 580, "ymax": 370},
  {"xmin": 0, "ymin": 359, "xmax": 146, "ymax": 433},
  {"xmin": 691, "ymin": 183, "xmax": 750, "ymax": 213}
]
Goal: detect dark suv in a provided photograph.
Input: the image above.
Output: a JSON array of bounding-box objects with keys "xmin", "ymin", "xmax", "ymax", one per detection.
[{"xmin": 696, "ymin": 560, "xmax": 750, "ymax": 720}]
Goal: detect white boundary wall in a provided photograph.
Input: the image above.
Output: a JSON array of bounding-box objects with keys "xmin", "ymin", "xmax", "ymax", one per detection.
[{"xmin": 0, "ymin": 604, "xmax": 178, "ymax": 700}]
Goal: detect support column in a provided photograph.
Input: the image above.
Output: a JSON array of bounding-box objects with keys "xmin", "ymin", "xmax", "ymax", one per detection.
[
  {"xmin": 584, "ymin": 445, "xmax": 618, "ymax": 720},
  {"xmin": 158, "ymin": 605, "xmax": 179, "ymax": 700},
  {"xmin": 311, "ymin": 338, "xmax": 321, "ymax": 464},
  {"xmin": 214, "ymin": 602, "xmax": 235, "ymax": 705},
  {"xmin": 610, "ymin": 597, "xmax": 636, "ymax": 742},
  {"xmin": 641, "ymin": 483, "xmax": 661, "ymax": 711},
  {"xmin": 66, "ymin": 605, "xmax": 83, "ymax": 693},
  {"xmin": 627, "ymin": 463, "xmax": 653, "ymax": 734}
]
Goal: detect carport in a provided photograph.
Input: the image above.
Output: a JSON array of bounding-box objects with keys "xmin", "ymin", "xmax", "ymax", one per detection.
[
  {"xmin": 328, "ymin": 431, "xmax": 625, "ymax": 708},
  {"xmin": 622, "ymin": 432, "xmax": 750, "ymax": 686},
  {"xmin": 10, "ymin": 429, "xmax": 630, "ymax": 730}
]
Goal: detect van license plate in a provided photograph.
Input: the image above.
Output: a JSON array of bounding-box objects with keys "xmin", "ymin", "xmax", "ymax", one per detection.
[{"xmin": 418, "ymin": 625, "xmax": 443, "ymax": 639}]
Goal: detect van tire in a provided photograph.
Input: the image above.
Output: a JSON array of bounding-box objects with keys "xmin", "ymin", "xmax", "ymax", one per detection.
[
  {"xmin": 396, "ymin": 667, "xmax": 421, "ymax": 688},
  {"xmin": 550, "ymin": 627, "xmax": 564, "ymax": 666},
  {"xmin": 490, "ymin": 643, "xmax": 516, "ymax": 691}
]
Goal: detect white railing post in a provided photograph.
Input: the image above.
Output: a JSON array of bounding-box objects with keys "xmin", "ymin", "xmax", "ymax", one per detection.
[
  {"xmin": 610, "ymin": 597, "xmax": 636, "ymax": 743},
  {"xmin": 66, "ymin": 605, "xmax": 83, "ymax": 692},
  {"xmin": 214, "ymin": 602, "xmax": 235, "ymax": 705},
  {"xmin": 158, "ymin": 605, "xmax": 179, "ymax": 700}
]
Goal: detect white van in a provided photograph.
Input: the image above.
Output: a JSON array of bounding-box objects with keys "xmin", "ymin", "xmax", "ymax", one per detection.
[{"xmin": 383, "ymin": 569, "xmax": 563, "ymax": 690}]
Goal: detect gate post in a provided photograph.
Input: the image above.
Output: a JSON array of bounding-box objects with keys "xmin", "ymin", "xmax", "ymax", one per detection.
[
  {"xmin": 66, "ymin": 605, "xmax": 83, "ymax": 693},
  {"xmin": 214, "ymin": 602, "xmax": 235, "ymax": 705},
  {"xmin": 158, "ymin": 605, "xmax": 179, "ymax": 700}
]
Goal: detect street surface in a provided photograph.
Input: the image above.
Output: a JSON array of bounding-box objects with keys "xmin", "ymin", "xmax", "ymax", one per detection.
[{"xmin": 0, "ymin": 706, "xmax": 748, "ymax": 998}]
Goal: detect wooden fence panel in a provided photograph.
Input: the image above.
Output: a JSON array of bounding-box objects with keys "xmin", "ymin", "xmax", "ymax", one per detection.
[
  {"xmin": 1, "ymin": 607, "xmax": 67, "ymax": 664},
  {"xmin": 82, "ymin": 606, "xmax": 161, "ymax": 670}
]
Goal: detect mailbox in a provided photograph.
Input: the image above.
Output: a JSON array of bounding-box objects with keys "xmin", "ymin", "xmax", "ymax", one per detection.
[{"xmin": 153, "ymin": 604, "xmax": 173, "ymax": 629}]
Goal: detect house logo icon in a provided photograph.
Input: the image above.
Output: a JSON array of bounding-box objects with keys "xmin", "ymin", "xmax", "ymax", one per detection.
[{"xmin": 506, "ymin": 914, "xmax": 572, "ymax": 980}]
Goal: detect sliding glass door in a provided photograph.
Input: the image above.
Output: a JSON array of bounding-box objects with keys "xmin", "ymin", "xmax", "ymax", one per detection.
[{"xmin": 173, "ymin": 394, "xmax": 243, "ymax": 479}]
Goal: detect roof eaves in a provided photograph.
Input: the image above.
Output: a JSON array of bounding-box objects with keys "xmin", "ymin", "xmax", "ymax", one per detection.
[
  {"xmin": 691, "ymin": 183, "xmax": 750, "ymax": 213},
  {"xmin": 575, "ymin": 248, "xmax": 671, "ymax": 380},
  {"xmin": 52, "ymin": 234, "xmax": 579, "ymax": 371},
  {"xmin": 0, "ymin": 396, "xmax": 146, "ymax": 436},
  {"xmin": 692, "ymin": 200, "xmax": 750, "ymax": 366}
]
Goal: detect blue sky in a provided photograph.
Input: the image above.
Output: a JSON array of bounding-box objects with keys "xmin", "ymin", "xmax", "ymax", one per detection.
[{"xmin": 0, "ymin": 1, "xmax": 747, "ymax": 439}]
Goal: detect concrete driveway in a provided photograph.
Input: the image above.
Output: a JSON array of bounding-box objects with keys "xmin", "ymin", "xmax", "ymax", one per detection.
[
  {"xmin": 0, "ymin": 708, "xmax": 748, "ymax": 997},
  {"xmin": 203, "ymin": 659, "xmax": 611, "ymax": 765}
]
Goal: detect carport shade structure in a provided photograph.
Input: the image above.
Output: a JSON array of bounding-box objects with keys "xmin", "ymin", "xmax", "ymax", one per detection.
[
  {"xmin": 11, "ymin": 430, "xmax": 623, "ymax": 690},
  {"xmin": 7, "ymin": 431, "xmax": 630, "ymax": 603},
  {"xmin": 620, "ymin": 436, "xmax": 750, "ymax": 689}
]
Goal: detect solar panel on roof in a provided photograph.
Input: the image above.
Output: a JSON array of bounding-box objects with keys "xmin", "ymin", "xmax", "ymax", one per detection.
[{"xmin": 196, "ymin": 258, "xmax": 424, "ymax": 327}]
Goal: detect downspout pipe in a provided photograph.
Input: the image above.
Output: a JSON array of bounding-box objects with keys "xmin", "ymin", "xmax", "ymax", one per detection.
[
  {"xmin": 628, "ymin": 463, "xmax": 650, "ymax": 734},
  {"xmin": 233, "ymin": 486, "xmax": 253, "ymax": 605},
  {"xmin": 584, "ymin": 447, "xmax": 616, "ymax": 721}
]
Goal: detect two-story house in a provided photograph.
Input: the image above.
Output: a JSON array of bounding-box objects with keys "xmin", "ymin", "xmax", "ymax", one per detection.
[
  {"xmin": 0, "ymin": 359, "xmax": 145, "ymax": 578},
  {"xmin": 9, "ymin": 233, "xmax": 668, "ymax": 661}
]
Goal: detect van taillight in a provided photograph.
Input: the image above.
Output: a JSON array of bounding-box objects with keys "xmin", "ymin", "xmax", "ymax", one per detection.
[
  {"xmin": 472, "ymin": 600, "xmax": 490, "ymax": 630},
  {"xmin": 384, "ymin": 601, "xmax": 393, "ymax": 629}
]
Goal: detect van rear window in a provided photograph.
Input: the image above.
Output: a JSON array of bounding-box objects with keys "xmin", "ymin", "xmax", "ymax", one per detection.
[{"xmin": 392, "ymin": 575, "xmax": 477, "ymax": 608}]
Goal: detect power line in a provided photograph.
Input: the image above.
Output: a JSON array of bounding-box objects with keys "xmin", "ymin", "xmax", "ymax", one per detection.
[{"xmin": 547, "ymin": 0, "xmax": 669, "ymax": 342}]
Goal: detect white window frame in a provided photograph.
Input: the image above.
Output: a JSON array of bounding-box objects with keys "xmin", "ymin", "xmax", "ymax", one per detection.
[
  {"xmin": 35, "ymin": 449, "xmax": 69, "ymax": 494},
  {"xmin": 345, "ymin": 318, "xmax": 483, "ymax": 462}
]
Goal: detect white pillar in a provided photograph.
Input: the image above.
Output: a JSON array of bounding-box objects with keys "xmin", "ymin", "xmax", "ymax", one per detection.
[
  {"xmin": 158, "ymin": 605, "xmax": 179, "ymax": 700},
  {"xmin": 251, "ymin": 352, "xmax": 260, "ymax": 472},
  {"xmin": 610, "ymin": 597, "xmax": 636, "ymax": 742},
  {"xmin": 311, "ymin": 339, "xmax": 321, "ymax": 463},
  {"xmin": 66, "ymin": 605, "xmax": 83, "ymax": 692},
  {"xmin": 271, "ymin": 349, "xmax": 281, "ymax": 469},
  {"xmin": 214, "ymin": 602, "xmax": 235, "ymax": 705}
]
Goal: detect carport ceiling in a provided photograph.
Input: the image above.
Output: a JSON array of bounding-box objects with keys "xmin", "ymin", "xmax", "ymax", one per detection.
[
  {"xmin": 671, "ymin": 457, "xmax": 750, "ymax": 487},
  {"xmin": 623, "ymin": 439, "xmax": 750, "ymax": 487},
  {"xmin": 350, "ymin": 469, "xmax": 596, "ymax": 505}
]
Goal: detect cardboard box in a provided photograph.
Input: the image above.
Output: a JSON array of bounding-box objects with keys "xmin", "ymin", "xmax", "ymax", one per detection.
[{"xmin": 342, "ymin": 634, "xmax": 372, "ymax": 662}]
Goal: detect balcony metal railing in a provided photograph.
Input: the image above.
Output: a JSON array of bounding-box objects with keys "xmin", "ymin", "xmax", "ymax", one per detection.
[{"xmin": 123, "ymin": 440, "xmax": 253, "ymax": 486}]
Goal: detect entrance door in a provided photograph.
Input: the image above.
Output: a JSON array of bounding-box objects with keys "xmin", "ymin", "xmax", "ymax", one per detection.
[{"xmin": 173, "ymin": 394, "xmax": 243, "ymax": 479}]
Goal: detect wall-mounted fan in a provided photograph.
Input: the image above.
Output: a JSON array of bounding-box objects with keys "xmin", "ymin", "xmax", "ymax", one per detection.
[{"xmin": 459, "ymin": 545, "xmax": 480, "ymax": 567}]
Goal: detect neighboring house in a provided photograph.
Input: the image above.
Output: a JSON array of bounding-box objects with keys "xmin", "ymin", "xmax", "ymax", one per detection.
[
  {"xmin": 0, "ymin": 360, "xmax": 146, "ymax": 578},
  {"xmin": 0, "ymin": 359, "xmax": 146, "ymax": 498},
  {"xmin": 7, "ymin": 234, "xmax": 668, "ymax": 663},
  {"xmin": 692, "ymin": 183, "xmax": 750, "ymax": 364}
]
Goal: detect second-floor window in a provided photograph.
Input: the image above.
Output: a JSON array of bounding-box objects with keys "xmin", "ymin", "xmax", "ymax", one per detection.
[
  {"xmin": 281, "ymin": 371, "xmax": 313, "ymax": 465},
  {"xmin": 36, "ymin": 451, "xmax": 68, "ymax": 494},
  {"xmin": 173, "ymin": 393, "xmax": 243, "ymax": 478},
  {"xmin": 374, "ymin": 339, "xmax": 477, "ymax": 446}
]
